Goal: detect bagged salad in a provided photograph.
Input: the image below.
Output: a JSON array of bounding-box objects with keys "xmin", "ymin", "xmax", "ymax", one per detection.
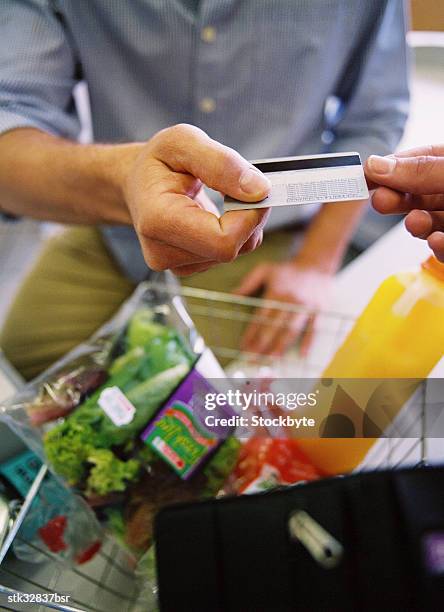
[{"xmin": 0, "ymin": 282, "xmax": 240, "ymax": 561}]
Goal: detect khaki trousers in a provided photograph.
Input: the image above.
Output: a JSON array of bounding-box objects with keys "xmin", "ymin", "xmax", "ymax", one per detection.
[{"xmin": 0, "ymin": 227, "xmax": 295, "ymax": 379}]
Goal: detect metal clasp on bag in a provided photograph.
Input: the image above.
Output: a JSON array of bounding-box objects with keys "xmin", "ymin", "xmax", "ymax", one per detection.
[{"xmin": 288, "ymin": 510, "xmax": 344, "ymax": 569}]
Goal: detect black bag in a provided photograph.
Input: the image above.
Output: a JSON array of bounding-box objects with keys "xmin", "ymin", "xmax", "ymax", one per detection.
[{"xmin": 155, "ymin": 466, "xmax": 444, "ymax": 611}]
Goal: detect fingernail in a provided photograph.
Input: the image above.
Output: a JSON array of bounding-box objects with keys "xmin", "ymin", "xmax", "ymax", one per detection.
[
  {"xmin": 239, "ymin": 168, "xmax": 271, "ymax": 196},
  {"xmin": 367, "ymin": 155, "xmax": 396, "ymax": 175}
]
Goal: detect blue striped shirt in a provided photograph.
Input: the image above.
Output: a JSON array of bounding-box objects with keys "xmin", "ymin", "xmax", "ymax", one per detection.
[{"xmin": 0, "ymin": 0, "xmax": 409, "ymax": 280}]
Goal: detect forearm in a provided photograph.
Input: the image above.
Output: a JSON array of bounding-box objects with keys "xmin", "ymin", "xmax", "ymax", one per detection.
[
  {"xmin": 295, "ymin": 200, "xmax": 367, "ymax": 273},
  {"xmin": 0, "ymin": 128, "xmax": 141, "ymax": 224}
]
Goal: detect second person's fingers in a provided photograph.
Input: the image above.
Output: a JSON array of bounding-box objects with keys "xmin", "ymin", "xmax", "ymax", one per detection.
[
  {"xmin": 372, "ymin": 188, "xmax": 444, "ymax": 215},
  {"xmin": 405, "ymin": 210, "xmax": 444, "ymax": 239},
  {"xmin": 428, "ymin": 232, "xmax": 444, "ymax": 263},
  {"xmin": 387, "ymin": 144, "xmax": 444, "ymax": 159},
  {"xmin": 366, "ymin": 153, "xmax": 444, "ymax": 194}
]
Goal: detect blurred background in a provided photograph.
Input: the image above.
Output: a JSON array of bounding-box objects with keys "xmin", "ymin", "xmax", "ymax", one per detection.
[{"xmin": 0, "ymin": 0, "xmax": 444, "ymax": 364}]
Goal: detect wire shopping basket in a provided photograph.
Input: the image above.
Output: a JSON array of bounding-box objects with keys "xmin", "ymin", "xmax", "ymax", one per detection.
[
  {"xmin": 161, "ymin": 283, "xmax": 443, "ymax": 472},
  {"xmin": 0, "ymin": 281, "xmax": 441, "ymax": 611}
]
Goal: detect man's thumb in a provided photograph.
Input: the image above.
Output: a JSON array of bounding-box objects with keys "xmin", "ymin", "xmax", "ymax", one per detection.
[{"xmin": 366, "ymin": 154, "xmax": 444, "ymax": 195}]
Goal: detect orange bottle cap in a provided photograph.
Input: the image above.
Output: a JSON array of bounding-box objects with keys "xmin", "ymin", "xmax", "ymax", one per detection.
[{"xmin": 422, "ymin": 255, "xmax": 444, "ymax": 282}]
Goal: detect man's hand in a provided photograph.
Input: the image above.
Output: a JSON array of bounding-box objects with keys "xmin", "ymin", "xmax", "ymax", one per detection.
[
  {"xmin": 232, "ymin": 196, "xmax": 366, "ymax": 358},
  {"xmin": 0, "ymin": 125, "xmax": 270, "ymax": 275},
  {"xmin": 124, "ymin": 124, "xmax": 270, "ymax": 275},
  {"xmin": 234, "ymin": 261, "xmax": 332, "ymax": 357},
  {"xmin": 365, "ymin": 145, "xmax": 444, "ymax": 262}
]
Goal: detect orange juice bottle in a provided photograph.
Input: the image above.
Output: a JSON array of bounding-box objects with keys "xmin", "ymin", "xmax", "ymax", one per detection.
[{"xmin": 298, "ymin": 255, "xmax": 444, "ymax": 474}]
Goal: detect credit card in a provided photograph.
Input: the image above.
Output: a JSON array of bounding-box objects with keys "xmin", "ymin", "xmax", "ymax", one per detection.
[{"xmin": 224, "ymin": 152, "xmax": 369, "ymax": 211}]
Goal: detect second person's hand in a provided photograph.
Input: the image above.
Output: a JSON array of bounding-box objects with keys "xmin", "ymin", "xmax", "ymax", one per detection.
[{"xmin": 365, "ymin": 145, "xmax": 444, "ymax": 261}]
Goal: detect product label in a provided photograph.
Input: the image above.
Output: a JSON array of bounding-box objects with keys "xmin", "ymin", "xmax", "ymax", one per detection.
[
  {"xmin": 141, "ymin": 366, "xmax": 233, "ymax": 479},
  {"xmin": 98, "ymin": 386, "xmax": 136, "ymax": 426},
  {"xmin": 144, "ymin": 401, "xmax": 218, "ymax": 478}
]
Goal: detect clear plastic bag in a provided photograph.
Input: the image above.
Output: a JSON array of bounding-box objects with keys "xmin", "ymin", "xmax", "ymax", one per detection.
[
  {"xmin": 0, "ymin": 447, "xmax": 103, "ymax": 565},
  {"xmin": 0, "ymin": 281, "xmax": 205, "ymax": 563},
  {"xmin": 13, "ymin": 473, "xmax": 103, "ymax": 566},
  {"xmin": 132, "ymin": 546, "xmax": 159, "ymax": 612}
]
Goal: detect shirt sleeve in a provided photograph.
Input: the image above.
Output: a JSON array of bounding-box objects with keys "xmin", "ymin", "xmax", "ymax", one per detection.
[
  {"xmin": 328, "ymin": 0, "xmax": 410, "ymax": 161},
  {"xmin": 0, "ymin": 0, "xmax": 81, "ymax": 139}
]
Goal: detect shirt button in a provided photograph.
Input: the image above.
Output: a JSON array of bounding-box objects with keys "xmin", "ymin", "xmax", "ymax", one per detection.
[
  {"xmin": 201, "ymin": 26, "xmax": 217, "ymax": 43},
  {"xmin": 199, "ymin": 97, "xmax": 216, "ymax": 113}
]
